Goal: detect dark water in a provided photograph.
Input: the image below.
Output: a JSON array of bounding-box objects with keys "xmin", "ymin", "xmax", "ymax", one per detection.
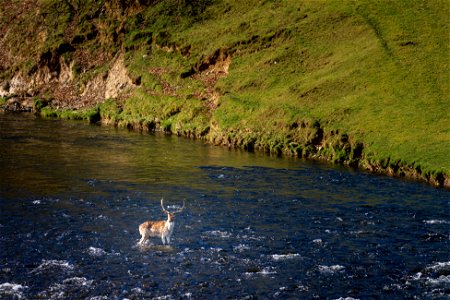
[{"xmin": 0, "ymin": 112, "xmax": 449, "ymax": 299}]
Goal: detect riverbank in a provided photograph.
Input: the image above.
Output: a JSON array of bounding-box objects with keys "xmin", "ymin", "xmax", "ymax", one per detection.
[
  {"xmin": 1, "ymin": 97, "xmax": 448, "ymax": 189},
  {"xmin": 1, "ymin": 1, "xmax": 448, "ymax": 188}
]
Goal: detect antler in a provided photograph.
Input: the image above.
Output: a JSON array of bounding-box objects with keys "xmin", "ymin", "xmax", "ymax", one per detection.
[
  {"xmin": 161, "ymin": 198, "xmax": 185, "ymax": 214},
  {"xmin": 160, "ymin": 198, "xmax": 169, "ymax": 214},
  {"xmin": 174, "ymin": 200, "xmax": 186, "ymax": 214}
]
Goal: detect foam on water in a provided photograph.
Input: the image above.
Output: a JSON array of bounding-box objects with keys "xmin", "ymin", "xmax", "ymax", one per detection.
[
  {"xmin": 405, "ymin": 261, "xmax": 450, "ymax": 297},
  {"xmin": 131, "ymin": 287, "xmax": 144, "ymax": 294},
  {"xmin": 233, "ymin": 244, "xmax": 250, "ymax": 252},
  {"xmin": 236, "ymin": 233, "xmax": 265, "ymax": 241},
  {"xmin": 312, "ymin": 238, "xmax": 324, "ymax": 245},
  {"xmin": 31, "ymin": 260, "xmax": 75, "ymax": 274},
  {"xmin": 426, "ymin": 261, "xmax": 450, "ymax": 273},
  {"xmin": 0, "ymin": 283, "xmax": 28, "ymax": 299},
  {"xmin": 423, "ymin": 219, "xmax": 450, "ymax": 225},
  {"xmin": 425, "ymin": 275, "xmax": 450, "ymax": 285},
  {"xmin": 152, "ymin": 295, "xmax": 175, "ymax": 300},
  {"xmin": 271, "ymin": 253, "xmax": 301, "ymax": 261},
  {"xmin": 37, "ymin": 277, "xmax": 93, "ymax": 300},
  {"xmin": 244, "ymin": 267, "xmax": 277, "ymax": 277},
  {"xmin": 203, "ymin": 230, "xmax": 232, "ymax": 239},
  {"xmin": 318, "ymin": 265, "xmax": 345, "ymax": 275},
  {"xmin": 62, "ymin": 277, "xmax": 94, "ymax": 287},
  {"xmin": 87, "ymin": 246, "xmax": 107, "ymax": 257},
  {"xmin": 208, "ymin": 247, "xmax": 224, "ymax": 252}
]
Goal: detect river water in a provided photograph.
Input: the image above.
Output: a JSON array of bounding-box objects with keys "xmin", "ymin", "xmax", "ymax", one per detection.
[{"xmin": 0, "ymin": 112, "xmax": 449, "ymax": 299}]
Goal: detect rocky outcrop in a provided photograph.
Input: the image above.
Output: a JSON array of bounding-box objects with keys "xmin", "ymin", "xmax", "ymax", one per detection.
[
  {"xmin": 104, "ymin": 54, "xmax": 135, "ymax": 99},
  {"xmin": 0, "ymin": 53, "xmax": 136, "ymax": 112}
]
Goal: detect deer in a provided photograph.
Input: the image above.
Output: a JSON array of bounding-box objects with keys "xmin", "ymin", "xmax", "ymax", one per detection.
[{"xmin": 138, "ymin": 198, "xmax": 185, "ymax": 246}]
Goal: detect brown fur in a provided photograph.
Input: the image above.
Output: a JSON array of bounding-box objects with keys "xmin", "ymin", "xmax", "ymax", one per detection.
[{"xmin": 138, "ymin": 199, "xmax": 183, "ymax": 246}]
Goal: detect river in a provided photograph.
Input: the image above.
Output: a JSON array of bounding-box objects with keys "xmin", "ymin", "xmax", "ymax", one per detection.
[{"xmin": 0, "ymin": 112, "xmax": 449, "ymax": 299}]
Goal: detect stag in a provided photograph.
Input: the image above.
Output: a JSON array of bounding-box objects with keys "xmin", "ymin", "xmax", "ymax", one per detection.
[{"xmin": 138, "ymin": 198, "xmax": 185, "ymax": 246}]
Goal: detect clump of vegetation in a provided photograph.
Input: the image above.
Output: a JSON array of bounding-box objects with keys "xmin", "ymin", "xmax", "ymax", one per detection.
[{"xmin": 38, "ymin": 106, "xmax": 100, "ymax": 123}]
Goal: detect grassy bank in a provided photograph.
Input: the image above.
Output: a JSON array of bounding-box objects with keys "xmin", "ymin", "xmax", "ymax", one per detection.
[{"xmin": 1, "ymin": 0, "xmax": 449, "ymax": 187}]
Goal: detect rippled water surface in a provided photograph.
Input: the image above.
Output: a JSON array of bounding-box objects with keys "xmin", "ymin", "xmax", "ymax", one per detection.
[{"xmin": 0, "ymin": 112, "xmax": 449, "ymax": 299}]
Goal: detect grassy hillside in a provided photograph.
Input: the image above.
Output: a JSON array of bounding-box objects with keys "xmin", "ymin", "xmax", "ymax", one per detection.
[{"xmin": 1, "ymin": 0, "xmax": 449, "ymax": 186}]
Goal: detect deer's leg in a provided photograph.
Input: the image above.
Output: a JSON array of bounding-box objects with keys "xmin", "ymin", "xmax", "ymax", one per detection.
[
  {"xmin": 161, "ymin": 234, "xmax": 166, "ymax": 245},
  {"xmin": 139, "ymin": 232, "xmax": 148, "ymax": 245},
  {"xmin": 166, "ymin": 236, "xmax": 171, "ymax": 245}
]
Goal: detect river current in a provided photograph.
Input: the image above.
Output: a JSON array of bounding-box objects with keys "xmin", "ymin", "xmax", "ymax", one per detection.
[{"xmin": 0, "ymin": 112, "xmax": 449, "ymax": 299}]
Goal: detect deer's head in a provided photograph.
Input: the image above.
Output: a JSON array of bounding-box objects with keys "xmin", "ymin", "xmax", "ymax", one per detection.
[{"xmin": 161, "ymin": 198, "xmax": 185, "ymax": 222}]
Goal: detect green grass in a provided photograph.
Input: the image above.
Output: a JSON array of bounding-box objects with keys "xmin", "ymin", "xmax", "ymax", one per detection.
[
  {"xmin": 1, "ymin": 0, "xmax": 449, "ymax": 183},
  {"xmin": 39, "ymin": 106, "xmax": 100, "ymax": 123},
  {"xmin": 170, "ymin": 0, "xmax": 449, "ymax": 174}
]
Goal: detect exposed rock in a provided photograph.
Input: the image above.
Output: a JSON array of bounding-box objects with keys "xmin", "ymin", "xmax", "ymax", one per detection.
[
  {"xmin": 80, "ymin": 73, "xmax": 106, "ymax": 105},
  {"xmin": 59, "ymin": 59, "xmax": 75, "ymax": 84},
  {"xmin": 0, "ymin": 81, "xmax": 10, "ymax": 97},
  {"xmin": 8, "ymin": 73, "xmax": 31, "ymax": 96},
  {"xmin": 104, "ymin": 54, "xmax": 135, "ymax": 99},
  {"xmin": 0, "ymin": 53, "xmax": 136, "ymax": 110},
  {"xmin": 77, "ymin": 54, "xmax": 136, "ymax": 108}
]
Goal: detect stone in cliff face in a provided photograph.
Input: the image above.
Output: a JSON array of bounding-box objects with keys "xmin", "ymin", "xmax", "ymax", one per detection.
[
  {"xmin": 0, "ymin": 82, "xmax": 9, "ymax": 97},
  {"xmin": 58, "ymin": 60, "xmax": 75, "ymax": 84},
  {"xmin": 0, "ymin": 60, "xmax": 67, "ymax": 98},
  {"xmin": 104, "ymin": 55, "xmax": 135, "ymax": 99},
  {"xmin": 0, "ymin": 53, "xmax": 136, "ymax": 109},
  {"xmin": 6, "ymin": 73, "xmax": 33, "ymax": 96},
  {"xmin": 80, "ymin": 54, "xmax": 136, "ymax": 105}
]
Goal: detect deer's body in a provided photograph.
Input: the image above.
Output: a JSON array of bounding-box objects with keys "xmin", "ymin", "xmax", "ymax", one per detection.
[
  {"xmin": 139, "ymin": 217, "xmax": 175, "ymax": 245},
  {"xmin": 138, "ymin": 199, "xmax": 184, "ymax": 246}
]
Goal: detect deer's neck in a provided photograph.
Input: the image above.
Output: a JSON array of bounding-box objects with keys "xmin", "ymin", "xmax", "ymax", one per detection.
[{"xmin": 165, "ymin": 219, "xmax": 175, "ymax": 233}]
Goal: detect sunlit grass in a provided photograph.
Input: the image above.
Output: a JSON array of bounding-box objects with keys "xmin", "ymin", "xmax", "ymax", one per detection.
[
  {"xmin": 5, "ymin": 0, "xmax": 447, "ymax": 180},
  {"xmin": 172, "ymin": 0, "xmax": 448, "ymax": 174}
]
